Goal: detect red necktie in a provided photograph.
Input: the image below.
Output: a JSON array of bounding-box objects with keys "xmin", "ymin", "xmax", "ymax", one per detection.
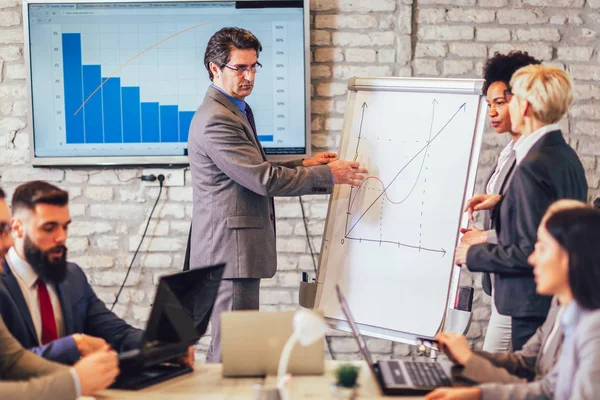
[{"xmin": 37, "ymin": 279, "xmax": 58, "ymax": 345}]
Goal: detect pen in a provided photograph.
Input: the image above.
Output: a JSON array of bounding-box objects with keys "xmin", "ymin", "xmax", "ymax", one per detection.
[{"xmin": 353, "ymin": 153, "xmax": 358, "ymax": 162}]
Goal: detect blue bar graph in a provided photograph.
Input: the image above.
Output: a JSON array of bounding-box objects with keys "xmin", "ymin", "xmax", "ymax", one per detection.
[
  {"xmin": 82, "ymin": 65, "xmax": 103, "ymax": 143},
  {"xmin": 179, "ymin": 111, "xmax": 194, "ymax": 143},
  {"xmin": 62, "ymin": 32, "xmax": 275, "ymax": 146},
  {"xmin": 62, "ymin": 33, "xmax": 85, "ymax": 144},
  {"xmin": 122, "ymin": 87, "xmax": 141, "ymax": 143},
  {"xmin": 141, "ymin": 103, "xmax": 160, "ymax": 143},
  {"xmin": 102, "ymin": 77, "xmax": 122, "ymax": 143},
  {"xmin": 160, "ymin": 105, "xmax": 178, "ymax": 142}
]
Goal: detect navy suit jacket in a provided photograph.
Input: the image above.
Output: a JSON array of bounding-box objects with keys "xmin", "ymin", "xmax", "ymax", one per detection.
[
  {"xmin": 0, "ymin": 260, "xmax": 143, "ymax": 365},
  {"xmin": 467, "ymin": 130, "xmax": 588, "ymax": 318}
]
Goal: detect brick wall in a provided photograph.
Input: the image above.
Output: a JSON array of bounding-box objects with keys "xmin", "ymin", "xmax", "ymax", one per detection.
[{"xmin": 1, "ymin": 0, "xmax": 599, "ymax": 361}]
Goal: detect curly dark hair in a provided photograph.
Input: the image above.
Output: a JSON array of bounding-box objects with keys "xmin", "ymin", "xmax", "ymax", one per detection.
[
  {"xmin": 482, "ymin": 51, "xmax": 542, "ymax": 95},
  {"xmin": 204, "ymin": 27, "xmax": 262, "ymax": 82}
]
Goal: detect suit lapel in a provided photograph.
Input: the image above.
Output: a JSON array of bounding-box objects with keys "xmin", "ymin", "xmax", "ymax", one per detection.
[
  {"xmin": 497, "ymin": 160, "xmax": 516, "ymax": 196},
  {"xmin": 1, "ymin": 262, "xmax": 39, "ymax": 345},
  {"xmin": 56, "ymin": 280, "xmax": 74, "ymax": 335},
  {"xmin": 483, "ymin": 161, "xmax": 497, "ymax": 192},
  {"xmin": 206, "ymin": 87, "xmax": 267, "ymax": 161}
]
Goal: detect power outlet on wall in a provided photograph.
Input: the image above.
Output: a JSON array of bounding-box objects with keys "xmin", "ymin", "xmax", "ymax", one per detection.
[{"xmin": 141, "ymin": 168, "xmax": 185, "ymax": 187}]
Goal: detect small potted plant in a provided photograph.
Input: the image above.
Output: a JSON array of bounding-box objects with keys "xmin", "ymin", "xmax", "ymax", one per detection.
[{"xmin": 331, "ymin": 363, "xmax": 360, "ymax": 400}]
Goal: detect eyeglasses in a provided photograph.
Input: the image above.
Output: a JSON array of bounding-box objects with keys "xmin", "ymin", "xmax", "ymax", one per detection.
[
  {"xmin": 223, "ymin": 62, "xmax": 262, "ymax": 76},
  {"xmin": 0, "ymin": 222, "xmax": 11, "ymax": 237}
]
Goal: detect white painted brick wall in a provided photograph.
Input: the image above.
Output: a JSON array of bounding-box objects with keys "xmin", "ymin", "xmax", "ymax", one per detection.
[{"xmin": 2, "ymin": 0, "xmax": 600, "ymax": 362}]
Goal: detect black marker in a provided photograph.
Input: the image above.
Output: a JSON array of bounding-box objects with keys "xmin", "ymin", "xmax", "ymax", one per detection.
[{"xmin": 301, "ymin": 272, "xmax": 308, "ymax": 282}]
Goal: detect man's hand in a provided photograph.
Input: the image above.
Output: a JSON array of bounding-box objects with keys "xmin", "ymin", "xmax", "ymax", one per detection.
[
  {"xmin": 74, "ymin": 345, "xmax": 119, "ymax": 395},
  {"xmin": 435, "ymin": 332, "xmax": 474, "ymax": 366},
  {"xmin": 464, "ymin": 194, "xmax": 501, "ymax": 221},
  {"xmin": 302, "ymin": 152, "xmax": 338, "ymax": 167},
  {"xmin": 459, "ymin": 227, "xmax": 487, "ymax": 245},
  {"xmin": 72, "ymin": 333, "xmax": 108, "ymax": 357},
  {"xmin": 176, "ymin": 345, "xmax": 195, "ymax": 368},
  {"xmin": 425, "ymin": 387, "xmax": 482, "ymax": 400},
  {"xmin": 454, "ymin": 242, "xmax": 471, "ymax": 266},
  {"xmin": 328, "ymin": 160, "xmax": 368, "ymax": 186}
]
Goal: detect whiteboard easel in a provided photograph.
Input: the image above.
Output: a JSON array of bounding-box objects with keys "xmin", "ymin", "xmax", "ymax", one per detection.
[{"xmin": 315, "ymin": 77, "xmax": 487, "ymax": 345}]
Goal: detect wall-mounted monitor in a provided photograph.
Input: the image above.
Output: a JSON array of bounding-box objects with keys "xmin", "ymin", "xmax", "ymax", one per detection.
[{"xmin": 24, "ymin": 0, "xmax": 309, "ymax": 166}]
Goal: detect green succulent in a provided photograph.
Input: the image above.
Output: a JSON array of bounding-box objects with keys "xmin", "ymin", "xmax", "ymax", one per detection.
[{"xmin": 335, "ymin": 364, "xmax": 360, "ymax": 388}]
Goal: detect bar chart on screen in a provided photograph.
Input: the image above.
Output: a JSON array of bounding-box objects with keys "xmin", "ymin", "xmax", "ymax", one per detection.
[
  {"xmin": 27, "ymin": 2, "xmax": 307, "ymax": 159},
  {"xmin": 51, "ymin": 22, "xmax": 283, "ymax": 146}
]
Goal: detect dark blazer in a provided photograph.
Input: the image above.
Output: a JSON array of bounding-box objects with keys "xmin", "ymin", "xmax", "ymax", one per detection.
[
  {"xmin": 481, "ymin": 149, "xmax": 517, "ymax": 296},
  {"xmin": 0, "ymin": 260, "xmax": 143, "ymax": 365},
  {"xmin": 187, "ymin": 86, "xmax": 334, "ymax": 279},
  {"xmin": 467, "ymin": 130, "xmax": 587, "ymax": 318}
]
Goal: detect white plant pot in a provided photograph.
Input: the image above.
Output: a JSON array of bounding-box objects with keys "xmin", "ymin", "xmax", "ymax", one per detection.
[{"xmin": 330, "ymin": 384, "xmax": 358, "ymax": 400}]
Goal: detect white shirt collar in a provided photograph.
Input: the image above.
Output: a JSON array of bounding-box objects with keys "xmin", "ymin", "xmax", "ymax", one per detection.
[
  {"xmin": 7, "ymin": 246, "xmax": 39, "ymax": 289},
  {"xmin": 500, "ymin": 134, "xmax": 524, "ymax": 156},
  {"xmin": 514, "ymin": 123, "xmax": 560, "ymax": 165}
]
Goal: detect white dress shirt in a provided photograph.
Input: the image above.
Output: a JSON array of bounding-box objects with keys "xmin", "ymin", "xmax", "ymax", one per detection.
[
  {"xmin": 486, "ymin": 135, "xmax": 524, "ymax": 195},
  {"xmin": 6, "ymin": 247, "xmax": 65, "ymax": 343},
  {"xmin": 514, "ymin": 123, "xmax": 561, "ymax": 165}
]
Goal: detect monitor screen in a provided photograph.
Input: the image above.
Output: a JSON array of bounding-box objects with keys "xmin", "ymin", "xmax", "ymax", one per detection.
[{"xmin": 25, "ymin": 0, "xmax": 309, "ymax": 166}]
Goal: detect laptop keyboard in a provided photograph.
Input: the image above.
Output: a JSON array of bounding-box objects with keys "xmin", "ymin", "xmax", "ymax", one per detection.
[{"xmin": 404, "ymin": 361, "xmax": 451, "ymax": 387}]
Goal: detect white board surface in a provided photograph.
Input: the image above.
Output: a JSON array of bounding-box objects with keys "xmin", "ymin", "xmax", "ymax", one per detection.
[{"xmin": 315, "ymin": 77, "xmax": 487, "ymax": 343}]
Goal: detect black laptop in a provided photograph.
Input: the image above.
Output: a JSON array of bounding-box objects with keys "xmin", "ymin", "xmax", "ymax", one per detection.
[
  {"xmin": 113, "ymin": 263, "xmax": 225, "ymax": 390},
  {"xmin": 336, "ymin": 285, "xmax": 453, "ymax": 396}
]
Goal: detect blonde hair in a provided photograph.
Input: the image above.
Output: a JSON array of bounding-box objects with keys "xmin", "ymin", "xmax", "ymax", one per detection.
[
  {"xmin": 510, "ymin": 65, "xmax": 574, "ymax": 125},
  {"xmin": 541, "ymin": 199, "xmax": 589, "ymax": 226}
]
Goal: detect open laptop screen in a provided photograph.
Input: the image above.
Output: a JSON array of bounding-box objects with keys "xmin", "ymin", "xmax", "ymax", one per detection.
[
  {"xmin": 143, "ymin": 264, "xmax": 225, "ymax": 345},
  {"xmin": 160, "ymin": 264, "xmax": 225, "ymax": 338},
  {"xmin": 335, "ymin": 285, "xmax": 375, "ymax": 367}
]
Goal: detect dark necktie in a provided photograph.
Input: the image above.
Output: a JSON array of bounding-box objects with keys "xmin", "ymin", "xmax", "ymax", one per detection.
[
  {"xmin": 244, "ymin": 103, "xmax": 258, "ymax": 139},
  {"xmin": 37, "ymin": 279, "xmax": 58, "ymax": 344}
]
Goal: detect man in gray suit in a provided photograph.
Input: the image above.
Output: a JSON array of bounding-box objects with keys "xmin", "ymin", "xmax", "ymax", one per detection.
[
  {"xmin": 188, "ymin": 27, "xmax": 366, "ymax": 362},
  {"xmin": 0, "ymin": 186, "xmax": 119, "ymax": 399}
]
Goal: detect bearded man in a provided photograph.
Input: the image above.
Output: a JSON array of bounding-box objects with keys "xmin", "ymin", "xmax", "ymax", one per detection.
[{"xmin": 0, "ymin": 181, "xmax": 145, "ymax": 365}]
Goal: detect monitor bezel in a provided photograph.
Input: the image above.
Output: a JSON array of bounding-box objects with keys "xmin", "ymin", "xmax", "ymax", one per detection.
[{"xmin": 23, "ymin": 0, "xmax": 311, "ymax": 167}]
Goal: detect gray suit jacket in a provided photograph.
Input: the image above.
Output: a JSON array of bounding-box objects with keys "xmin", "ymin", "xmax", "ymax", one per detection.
[
  {"xmin": 188, "ymin": 86, "xmax": 334, "ymax": 279},
  {"xmin": 0, "ymin": 317, "xmax": 76, "ymax": 400},
  {"xmin": 553, "ymin": 307, "xmax": 600, "ymax": 400},
  {"xmin": 456, "ymin": 298, "xmax": 561, "ymax": 388},
  {"xmin": 478, "ymin": 303, "xmax": 600, "ymax": 400}
]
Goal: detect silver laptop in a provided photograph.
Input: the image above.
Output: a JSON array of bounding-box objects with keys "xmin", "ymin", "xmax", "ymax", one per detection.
[
  {"xmin": 336, "ymin": 285, "xmax": 453, "ymax": 396},
  {"xmin": 221, "ymin": 310, "xmax": 324, "ymax": 377}
]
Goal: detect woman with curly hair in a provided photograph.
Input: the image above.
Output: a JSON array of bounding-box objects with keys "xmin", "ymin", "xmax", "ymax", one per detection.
[{"xmin": 461, "ymin": 51, "xmax": 541, "ymax": 352}]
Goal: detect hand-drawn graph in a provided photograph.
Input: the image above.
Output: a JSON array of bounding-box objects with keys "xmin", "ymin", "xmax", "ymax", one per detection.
[
  {"xmin": 315, "ymin": 80, "xmax": 486, "ymax": 341},
  {"xmin": 341, "ymin": 99, "xmax": 468, "ymax": 257}
]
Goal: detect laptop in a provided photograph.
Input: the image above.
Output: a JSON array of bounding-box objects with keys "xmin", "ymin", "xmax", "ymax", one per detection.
[
  {"xmin": 336, "ymin": 285, "xmax": 453, "ymax": 395},
  {"xmin": 113, "ymin": 263, "xmax": 225, "ymax": 389},
  {"xmin": 221, "ymin": 310, "xmax": 324, "ymax": 377}
]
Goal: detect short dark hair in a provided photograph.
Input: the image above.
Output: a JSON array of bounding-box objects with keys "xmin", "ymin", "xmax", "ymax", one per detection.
[
  {"xmin": 0, "ymin": 187, "xmax": 5, "ymax": 200},
  {"xmin": 545, "ymin": 208, "xmax": 600, "ymax": 310},
  {"xmin": 203, "ymin": 27, "xmax": 262, "ymax": 81},
  {"xmin": 482, "ymin": 51, "xmax": 542, "ymax": 95},
  {"xmin": 12, "ymin": 181, "xmax": 69, "ymax": 214}
]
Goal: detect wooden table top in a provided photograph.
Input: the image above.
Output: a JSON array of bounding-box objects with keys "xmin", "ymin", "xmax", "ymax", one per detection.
[{"xmin": 95, "ymin": 361, "xmax": 424, "ymax": 399}]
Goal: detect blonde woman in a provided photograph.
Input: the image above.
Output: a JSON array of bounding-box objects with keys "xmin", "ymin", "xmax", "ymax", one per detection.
[{"xmin": 456, "ymin": 65, "xmax": 588, "ymax": 351}]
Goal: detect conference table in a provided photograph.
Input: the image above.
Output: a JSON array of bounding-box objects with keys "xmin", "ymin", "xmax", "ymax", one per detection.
[{"xmin": 96, "ymin": 361, "xmax": 424, "ymax": 399}]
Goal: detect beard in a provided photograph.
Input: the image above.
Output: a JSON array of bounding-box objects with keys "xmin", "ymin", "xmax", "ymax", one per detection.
[{"xmin": 23, "ymin": 235, "xmax": 68, "ymax": 284}]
